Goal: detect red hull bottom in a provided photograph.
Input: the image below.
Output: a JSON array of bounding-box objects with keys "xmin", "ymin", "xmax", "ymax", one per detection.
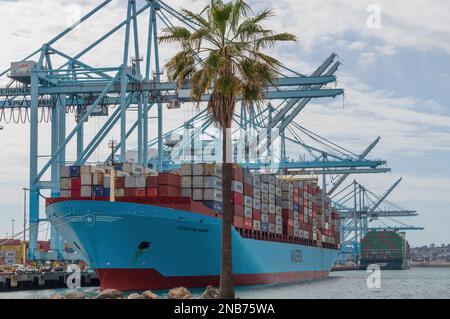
[{"xmin": 96, "ymin": 268, "xmax": 330, "ymax": 291}]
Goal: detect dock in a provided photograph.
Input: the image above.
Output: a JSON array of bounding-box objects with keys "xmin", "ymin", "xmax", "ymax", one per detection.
[{"xmin": 0, "ymin": 272, "xmax": 99, "ymax": 292}]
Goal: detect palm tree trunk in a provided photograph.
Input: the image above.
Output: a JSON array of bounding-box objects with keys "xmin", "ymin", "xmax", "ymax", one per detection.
[{"xmin": 219, "ymin": 125, "xmax": 235, "ymax": 299}]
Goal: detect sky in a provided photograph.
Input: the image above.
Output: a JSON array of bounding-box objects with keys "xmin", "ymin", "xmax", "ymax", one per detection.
[{"xmin": 0, "ymin": 0, "xmax": 449, "ymax": 247}]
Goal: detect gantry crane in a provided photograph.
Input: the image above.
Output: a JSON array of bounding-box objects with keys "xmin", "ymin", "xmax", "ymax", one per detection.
[{"xmin": 333, "ymin": 179, "xmax": 423, "ymax": 263}]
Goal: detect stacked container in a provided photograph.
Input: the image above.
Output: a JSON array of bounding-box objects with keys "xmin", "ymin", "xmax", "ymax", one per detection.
[{"xmin": 56, "ymin": 163, "xmax": 340, "ymax": 249}]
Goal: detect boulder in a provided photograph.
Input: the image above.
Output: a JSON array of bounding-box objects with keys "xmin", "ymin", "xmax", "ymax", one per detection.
[
  {"xmin": 50, "ymin": 294, "xmax": 65, "ymax": 300},
  {"xmin": 201, "ymin": 286, "xmax": 220, "ymax": 299},
  {"xmin": 127, "ymin": 293, "xmax": 145, "ymax": 299},
  {"xmin": 168, "ymin": 287, "xmax": 192, "ymax": 299},
  {"xmin": 142, "ymin": 290, "xmax": 159, "ymax": 299},
  {"xmin": 95, "ymin": 289, "xmax": 124, "ymax": 299},
  {"xmin": 64, "ymin": 292, "xmax": 86, "ymax": 300}
]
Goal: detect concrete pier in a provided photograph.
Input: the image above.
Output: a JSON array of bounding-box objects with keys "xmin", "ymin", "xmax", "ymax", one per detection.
[{"xmin": 0, "ymin": 272, "xmax": 99, "ymax": 291}]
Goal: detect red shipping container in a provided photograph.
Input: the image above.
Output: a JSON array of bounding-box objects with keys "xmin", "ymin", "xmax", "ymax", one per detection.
[
  {"xmin": 231, "ymin": 192, "xmax": 244, "ymax": 205},
  {"xmin": 136, "ymin": 188, "xmax": 146, "ymax": 197},
  {"xmin": 293, "ymin": 195, "xmax": 299, "ymax": 204},
  {"xmin": 232, "ymin": 204, "xmax": 244, "ymax": 217},
  {"xmin": 233, "ymin": 216, "xmax": 244, "ymax": 228},
  {"xmin": 268, "ymin": 214, "xmax": 276, "ymax": 224},
  {"xmin": 115, "ymin": 177, "xmax": 125, "ymax": 189},
  {"xmin": 244, "ymin": 184, "xmax": 253, "ymax": 196},
  {"xmin": 293, "ymin": 188, "xmax": 299, "ymax": 197},
  {"xmin": 232, "ymin": 164, "xmax": 243, "ymax": 182},
  {"xmin": 282, "ymin": 209, "xmax": 294, "ymax": 219},
  {"xmin": 287, "ymin": 226, "xmax": 294, "ymax": 236},
  {"xmin": 299, "ymin": 214, "xmax": 304, "ymax": 223},
  {"xmin": 243, "ymin": 218, "xmax": 253, "ymax": 230},
  {"xmin": 146, "ymin": 176, "xmax": 159, "ymax": 188},
  {"xmin": 312, "ymin": 202, "xmax": 317, "ymax": 211},
  {"xmin": 125, "ymin": 188, "xmax": 136, "ymax": 197},
  {"xmin": 71, "ymin": 178, "xmax": 81, "ymax": 190},
  {"xmin": 252, "ymin": 209, "xmax": 261, "ymax": 221},
  {"xmin": 158, "ymin": 172, "xmax": 181, "ymax": 187},
  {"xmin": 159, "ymin": 185, "xmax": 181, "ymax": 197},
  {"xmin": 146, "ymin": 188, "xmax": 158, "ymax": 197},
  {"xmin": 71, "ymin": 189, "xmax": 81, "ymax": 197}
]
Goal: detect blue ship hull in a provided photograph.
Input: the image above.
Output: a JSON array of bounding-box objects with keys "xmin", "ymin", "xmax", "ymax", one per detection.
[{"xmin": 46, "ymin": 200, "xmax": 339, "ymax": 291}]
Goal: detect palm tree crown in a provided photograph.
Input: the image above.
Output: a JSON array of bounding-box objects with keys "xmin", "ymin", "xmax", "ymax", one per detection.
[{"xmin": 161, "ymin": 0, "xmax": 296, "ymax": 129}]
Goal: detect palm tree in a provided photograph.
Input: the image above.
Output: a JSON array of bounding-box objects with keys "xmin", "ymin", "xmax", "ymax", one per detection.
[{"xmin": 161, "ymin": 0, "xmax": 296, "ymax": 299}]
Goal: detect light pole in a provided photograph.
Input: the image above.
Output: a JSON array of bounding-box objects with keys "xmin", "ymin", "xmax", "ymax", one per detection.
[
  {"xmin": 11, "ymin": 219, "xmax": 15, "ymax": 238},
  {"xmin": 22, "ymin": 188, "xmax": 28, "ymax": 264}
]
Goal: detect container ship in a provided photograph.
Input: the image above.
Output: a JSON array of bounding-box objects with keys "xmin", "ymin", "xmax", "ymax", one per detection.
[
  {"xmin": 360, "ymin": 230, "xmax": 411, "ymax": 270},
  {"xmin": 46, "ymin": 163, "xmax": 341, "ymax": 291}
]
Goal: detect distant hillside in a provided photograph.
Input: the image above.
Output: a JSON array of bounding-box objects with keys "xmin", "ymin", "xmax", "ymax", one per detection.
[{"xmin": 411, "ymin": 244, "xmax": 450, "ymax": 262}]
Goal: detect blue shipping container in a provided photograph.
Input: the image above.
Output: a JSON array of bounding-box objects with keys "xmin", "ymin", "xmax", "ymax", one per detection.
[
  {"xmin": 203, "ymin": 201, "xmax": 223, "ymax": 214},
  {"xmin": 261, "ymin": 222, "xmax": 269, "ymax": 233},
  {"xmin": 93, "ymin": 185, "xmax": 103, "ymax": 197},
  {"xmin": 293, "ymin": 203, "xmax": 299, "ymax": 212},
  {"xmin": 103, "ymin": 188, "xmax": 111, "ymax": 197},
  {"xmin": 70, "ymin": 166, "xmax": 80, "ymax": 177}
]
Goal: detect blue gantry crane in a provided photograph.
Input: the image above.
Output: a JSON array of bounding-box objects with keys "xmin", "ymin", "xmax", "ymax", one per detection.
[
  {"xmin": 333, "ymin": 179, "xmax": 423, "ymax": 263},
  {"xmin": 0, "ymin": 0, "xmax": 397, "ymax": 261}
]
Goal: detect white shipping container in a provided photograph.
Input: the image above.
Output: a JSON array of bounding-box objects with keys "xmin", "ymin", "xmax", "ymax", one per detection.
[
  {"xmin": 93, "ymin": 173, "xmax": 104, "ymax": 185},
  {"xmin": 253, "ymin": 177, "xmax": 261, "ymax": 188},
  {"xmin": 294, "ymin": 229, "xmax": 300, "ymax": 237},
  {"xmin": 103, "ymin": 176, "xmax": 111, "ymax": 188},
  {"xmin": 268, "ymin": 184, "xmax": 275, "ymax": 194},
  {"xmin": 203, "ymin": 163, "xmax": 222, "ymax": 177},
  {"xmin": 253, "ymin": 198, "xmax": 261, "ymax": 210},
  {"xmin": 261, "ymin": 203, "xmax": 269, "ymax": 214},
  {"xmin": 60, "ymin": 178, "xmax": 71, "ymax": 190},
  {"xmin": 294, "ymin": 220, "xmax": 299, "ymax": 228},
  {"xmin": 313, "ymin": 233, "xmax": 317, "ymax": 241},
  {"xmin": 268, "ymin": 194, "xmax": 275, "ymax": 204},
  {"xmin": 203, "ymin": 189, "xmax": 222, "ymax": 202},
  {"xmin": 261, "ymin": 213, "xmax": 269, "ymax": 223},
  {"xmin": 244, "ymin": 196, "xmax": 252, "ymax": 208},
  {"xmin": 231, "ymin": 181, "xmax": 243, "ymax": 193},
  {"xmin": 125, "ymin": 176, "xmax": 136, "ymax": 188},
  {"xmin": 261, "ymin": 183, "xmax": 269, "ymax": 193},
  {"xmin": 81, "ymin": 173, "xmax": 93, "ymax": 186},
  {"xmin": 80, "ymin": 165, "xmax": 93, "ymax": 175},
  {"xmin": 181, "ymin": 164, "xmax": 192, "ymax": 176},
  {"xmin": 268, "ymin": 204, "xmax": 275, "ymax": 214},
  {"xmin": 275, "ymin": 187, "xmax": 282, "ymax": 197},
  {"xmin": 60, "ymin": 190, "xmax": 71, "ymax": 197},
  {"xmin": 244, "ymin": 207, "xmax": 253, "ymax": 218},
  {"xmin": 181, "ymin": 188, "xmax": 192, "ymax": 197},
  {"xmin": 116, "ymin": 188, "xmax": 125, "ymax": 197},
  {"xmin": 135, "ymin": 176, "xmax": 146, "ymax": 188},
  {"xmin": 253, "ymin": 220, "xmax": 261, "ymax": 231},
  {"xmin": 181, "ymin": 176, "xmax": 192, "ymax": 188},
  {"xmin": 192, "ymin": 163, "xmax": 204, "ymax": 176},
  {"xmin": 294, "ymin": 212, "xmax": 299, "ymax": 219},
  {"xmin": 0, "ymin": 251, "xmax": 3, "ymax": 257},
  {"xmin": 269, "ymin": 223, "xmax": 276, "ymax": 234},
  {"xmin": 275, "ymin": 225, "xmax": 283, "ymax": 235},
  {"xmin": 275, "ymin": 215, "xmax": 282, "ymax": 225},
  {"xmin": 192, "ymin": 189, "xmax": 203, "ymax": 201},
  {"xmin": 276, "ymin": 206, "xmax": 282, "ymax": 215},
  {"xmin": 121, "ymin": 162, "xmax": 135, "ymax": 173},
  {"xmin": 60, "ymin": 166, "xmax": 71, "ymax": 178},
  {"xmin": 253, "ymin": 189, "xmax": 261, "ymax": 198},
  {"xmin": 261, "ymin": 193, "xmax": 269, "ymax": 203},
  {"xmin": 204, "ymin": 176, "xmax": 221, "ymax": 189},
  {"xmin": 81, "ymin": 186, "xmax": 92, "ymax": 197}
]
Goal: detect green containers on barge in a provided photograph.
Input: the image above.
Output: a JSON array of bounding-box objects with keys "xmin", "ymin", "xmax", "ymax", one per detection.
[{"xmin": 360, "ymin": 230, "xmax": 411, "ymax": 270}]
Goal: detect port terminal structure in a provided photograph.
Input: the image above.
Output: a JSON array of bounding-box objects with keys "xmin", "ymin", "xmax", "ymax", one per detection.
[
  {"xmin": 0, "ymin": 0, "xmax": 416, "ymax": 261},
  {"xmin": 331, "ymin": 179, "xmax": 424, "ymax": 263}
]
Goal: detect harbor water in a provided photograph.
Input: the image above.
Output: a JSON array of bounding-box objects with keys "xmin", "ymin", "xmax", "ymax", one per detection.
[{"xmin": 0, "ymin": 267, "xmax": 449, "ymax": 299}]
